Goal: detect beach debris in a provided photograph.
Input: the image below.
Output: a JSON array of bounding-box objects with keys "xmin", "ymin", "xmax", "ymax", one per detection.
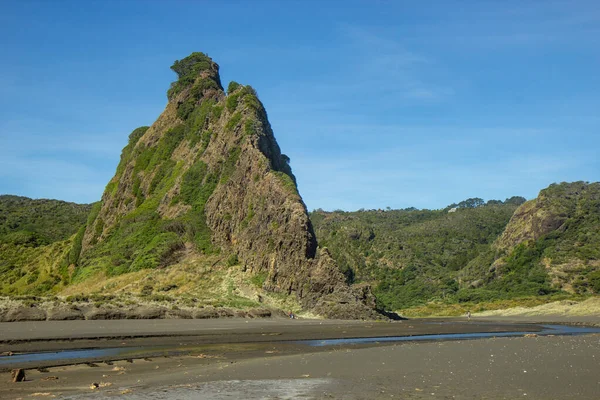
[
  {"xmin": 11, "ymin": 368, "xmax": 26, "ymax": 382},
  {"xmin": 195, "ymin": 353, "xmax": 222, "ymax": 359},
  {"xmin": 89, "ymin": 381, "xmax": 112, "ymax": 390},
  {"xmin": 104, "ymin": 361, "xmax": 113, "ymax": 365},
  {"xmin": 41, "ymin": 376, "xmax": 59, "ymax": 381},
  {"xmin": 301, "ymin": 374, "xmax": 310, "ymax": 378},
  {"xmin": 37, "ymin": 367, "xmax": 49, "ymax": 373},
  {"xmin": 85, "ymin": 362, "xmax": 99, "ymax": 367},
  {"xmin": 524, "ymin": 334, "xmax": 538, "ymax": 338},
  {"xmin": 126, "ymin": 359, "xmax": 134, "ymax": 363},
  {"xmin": 1, "ymin": 351, "xmax": 14, "ymax": 356},
  {"xmin": 111, "ymin": 365, "xmax": 127, "ymax": 375},
  {"xmin": 121, "ymin": 389, "xmax": 133, "ymax": 394},
  {"xmin": 30, "ymin": 393, "xmax": 54, "ymax": 397}
]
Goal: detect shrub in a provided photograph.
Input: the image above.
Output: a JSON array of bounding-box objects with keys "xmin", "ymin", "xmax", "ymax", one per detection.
[
  {"xmin": 587, "ymin": 270, "xmax": 600, "ymax": 293},
  {"xmin": 250, "ymin": 272, "xmax": 267, "ymax": 288},
  {"xmin": 167, "ymin": 52, "xmax": 215, "ymax": 99},
  {"xmin": 141, "ymin": 284, "xmax": 153, "ymax": 296},
  {"xmin": 272, "ymin": 171, "xmax": 298, "ymax": 195},
  {"xmin": 226, "ymin": 254, "xmax": 239, "ymax": 267},
  {"xmin": 227, "ymin": 81, "xmax": 240, "ymax": 93}
]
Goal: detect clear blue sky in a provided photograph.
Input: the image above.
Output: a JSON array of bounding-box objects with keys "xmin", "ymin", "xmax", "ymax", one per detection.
[{"xmin": 1, "ymin": 1, "xmax": 598, "ymax": 211}]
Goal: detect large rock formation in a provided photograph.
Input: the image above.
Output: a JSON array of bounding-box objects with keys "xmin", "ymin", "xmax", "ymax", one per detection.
[{"xmin": 77, "ymin": 52, "xmax": 379, "ymax": 319}]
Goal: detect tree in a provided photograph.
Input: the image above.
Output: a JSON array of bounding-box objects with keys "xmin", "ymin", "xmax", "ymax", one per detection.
[
  {"xmin": 505, "ymin": 196, "xmax": 527, "ymax": 206},
  {"xmin": 458, "ymin": 198, "xmax": 485, "ymax": 208}
]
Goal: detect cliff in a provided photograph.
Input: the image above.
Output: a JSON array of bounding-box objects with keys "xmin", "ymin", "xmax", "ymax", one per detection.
[{"xmin": 75, "ymin": 52, "xmax": 379, "ymax": 319}]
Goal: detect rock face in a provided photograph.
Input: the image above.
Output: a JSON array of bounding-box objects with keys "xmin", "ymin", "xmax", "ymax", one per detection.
[
  {"xmin": 78, "ymin": 52, "xmax": 379, "ymax": 319},
  {"xmin": 2, "ymin": 306, "xmax": 47, "ymax": 322}
]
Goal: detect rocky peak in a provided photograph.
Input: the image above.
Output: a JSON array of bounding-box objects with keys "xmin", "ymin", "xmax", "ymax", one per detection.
[
  {"xmin": 76, "ymin": 51, "xmax": 380, "ymax": 319},
  {"xmin": 167, "ymin": 52, "xmax": 223, "ymax": 101}
]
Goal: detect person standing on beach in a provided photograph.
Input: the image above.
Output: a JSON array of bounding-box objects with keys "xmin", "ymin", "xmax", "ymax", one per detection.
[{"xmin": 467, "ymin": 310, "xmax": 471, "ymax": 321}]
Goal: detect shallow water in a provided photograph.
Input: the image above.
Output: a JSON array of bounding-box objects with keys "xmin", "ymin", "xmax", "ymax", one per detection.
[
  {"xmin": 2, "ymin": 324, "xmax": 599, "ymax": 365},
  {"xmin": 295, "ymin": 324, "xmax": 600, "ymax": 346},
  {"xmin": 0, "ymin": 347, "xmax": 144, "ymax": 366}
]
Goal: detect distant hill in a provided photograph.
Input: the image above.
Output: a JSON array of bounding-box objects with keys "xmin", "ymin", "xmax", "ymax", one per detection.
[
  {"xmin": 0, "ymin": 195, "xmax": 92, "ymax": 295},
  {"xmin": 0, "ymin": 195, "xmax": 92, "ymax": 246},
  {"xmin": 310, "ymin": 198, "xmax": 524, "ymax": 310},
  {"xmin": 312, "ymin": 183, "xmax": 600, "ymax": 312}
]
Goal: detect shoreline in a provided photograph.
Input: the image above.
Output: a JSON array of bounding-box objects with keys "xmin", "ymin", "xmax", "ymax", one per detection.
[
  {"xmin": 1, "ymin": 316, "xmax": 599, "ymax": 399},
  {"xmin": 0, "ymin": 318, "xmax": 540, "ymax": 351}
]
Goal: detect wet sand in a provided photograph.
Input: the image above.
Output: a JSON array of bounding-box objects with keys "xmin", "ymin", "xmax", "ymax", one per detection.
[
  {"xmin": 1, "ymin": 317, "xmax": 599, "ymax": 399},
  {"xmin": 0, "ymin": 318, "xmax": 540, "ymax": 353}
]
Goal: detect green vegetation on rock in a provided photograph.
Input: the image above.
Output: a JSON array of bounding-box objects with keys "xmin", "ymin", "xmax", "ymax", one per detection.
[
  {"xmin": 167, "ymin": 52, "xmax": 219, "ymax": 100},
  {"xmin": 489, "ymin": 182, "xmax": 600, "ymax": 295},
  {"xmin": 9, "ymin": 53, "xmax": 597, "ymax": 320},
  {"xmin": 311, "ymin": 198, "xmax": 527, "ymax": 310}
]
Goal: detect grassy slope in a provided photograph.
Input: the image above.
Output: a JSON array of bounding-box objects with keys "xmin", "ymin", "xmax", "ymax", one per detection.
[{"xmin": 0, "ymin": 196, "xmax": 93, "ymax": 295}]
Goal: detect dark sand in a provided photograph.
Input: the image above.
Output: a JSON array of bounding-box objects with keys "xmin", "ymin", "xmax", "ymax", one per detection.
[
  {"xmin": 0, "ymin": 318, "xmax": 540, "ymax": 352},
  {"xmin": 1, "ymin": 317, "xmax": 599, "ymax": 399}
]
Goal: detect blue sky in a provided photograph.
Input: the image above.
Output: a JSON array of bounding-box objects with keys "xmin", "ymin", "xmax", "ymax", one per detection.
[{"xmin": 1, "ymin": 1, "xmax": 598, "ymax": 210}]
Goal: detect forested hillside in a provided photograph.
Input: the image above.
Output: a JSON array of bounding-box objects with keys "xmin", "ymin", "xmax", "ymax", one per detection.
[
  {"xmin": 481, "ymin": 182, "xmax": 600, "ymax": 297},
  {"xmin": 312, "ymin": 183, "xmax": 600, "ymax": 313},
  {"xmin": 0, "ymin": 195, "xmax": 91, "ymax": 246},
  {"xmin": 0, "ymin": 196, "xmax": 92, "ymax": 295},
  {"xmin": 310, "ymin": 198, "xmax": 525, "ymax": 310}
]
